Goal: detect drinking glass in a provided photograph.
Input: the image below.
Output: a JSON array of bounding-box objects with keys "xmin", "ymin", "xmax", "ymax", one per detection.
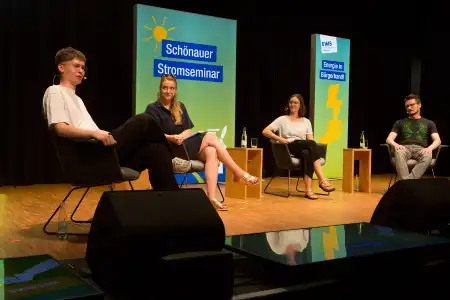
[{"xmin": 251, "ymin": 138, "xmax": 258, "ymax": 148}]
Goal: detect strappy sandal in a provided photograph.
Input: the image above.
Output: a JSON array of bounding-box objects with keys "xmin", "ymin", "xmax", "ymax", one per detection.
[
  {"xmin": 319, "ymin": 180, "xmax": 336, "ymax": 192},
  {"xmin": 239, "ymin": 173, "xmax": 259, "ymax": 185},
  {"xmin": 211, "ymin": 199, "xmax": 228, "ymax": 211},
  {"xmin": 305, "ymin": 189, "xmax": 318, "ymax": 199}
]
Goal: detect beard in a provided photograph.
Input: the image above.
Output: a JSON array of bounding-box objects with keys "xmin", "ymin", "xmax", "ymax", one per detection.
[{"xmin": 407, "ymin": 110, "xmax": 420, "ymax": 117}]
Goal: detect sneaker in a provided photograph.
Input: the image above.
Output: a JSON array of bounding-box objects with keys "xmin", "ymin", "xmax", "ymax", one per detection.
[{"xmin": 172, "ymin": 157, "xmax": 191, "ymax": 173}]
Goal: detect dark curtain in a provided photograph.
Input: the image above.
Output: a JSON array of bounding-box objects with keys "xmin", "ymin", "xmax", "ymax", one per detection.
[
  {"xmin": 419, "ymin": 13, "xmax": 450, "ymax": 177},
  {"xmin": 1, "ymin": 0, "xmax": 135, "ymax": 185},
  {"xmin": 1, "ymin": 1, "xmax": 447, "ymax": 186}
]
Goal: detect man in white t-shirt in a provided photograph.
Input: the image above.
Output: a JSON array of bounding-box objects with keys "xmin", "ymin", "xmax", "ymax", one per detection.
[{"xmin": 43, "ymin": 47, "xmax": 178, "ymax": 189}]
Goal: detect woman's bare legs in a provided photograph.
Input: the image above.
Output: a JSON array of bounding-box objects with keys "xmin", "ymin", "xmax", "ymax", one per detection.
[
  {"xmin": 197, "ymin": 146, "xmax": 228, "ymax": 210},
  {"xmin": 313, "ymin": 159, "xmax": 334, "ymax": 191},
  {"xmin": 313, "ymin": 159, "xmax": 327, "ymax": 182},
  {"xmin": 198, "ymin": 133, "xmax": 259, "ymax": 183},
  {"xmin": 304, "ymin": 175, "xmax": 313, "ymax": 190},
  {"xmin": 303, "ymin": 174, "xmax": 318, "ymax": 199}
]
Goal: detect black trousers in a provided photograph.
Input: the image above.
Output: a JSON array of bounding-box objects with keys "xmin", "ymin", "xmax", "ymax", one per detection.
[
  {"xmin": 287, "ymin": 140, "xmax": 320, "ymax": 178},
  {"xmin": 111, "ymin": 113, "xmax": 178, "ymax": 190}
]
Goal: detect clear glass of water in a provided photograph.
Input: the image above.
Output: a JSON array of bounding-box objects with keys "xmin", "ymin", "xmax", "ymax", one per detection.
[
  {"xmin": 364, "ymin": 140, "xmax": 369, "ymax": 149},
  {"xmin": 251, "ymin": 138, "xmax": 258, "ymax": 148}
]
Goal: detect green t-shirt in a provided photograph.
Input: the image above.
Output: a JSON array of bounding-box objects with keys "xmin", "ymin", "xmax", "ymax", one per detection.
[{"xmin": 391, "ymin": 117, "xmax": 438, "ymax": 148}]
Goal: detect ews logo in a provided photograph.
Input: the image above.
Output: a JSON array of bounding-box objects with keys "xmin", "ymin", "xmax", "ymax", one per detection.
[{"xmin": 319, "ymin": 35, "xmax": 337, "ymax": 54}]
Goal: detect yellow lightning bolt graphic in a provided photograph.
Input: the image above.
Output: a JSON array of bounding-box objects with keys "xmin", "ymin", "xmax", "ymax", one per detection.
[
  {"xmin": 318, "ymin": 84, "xmax": 343, "ymax": 144},
  {"xmin": 322, "ymin": 226, "xmax": 339, "ymax": 260}
]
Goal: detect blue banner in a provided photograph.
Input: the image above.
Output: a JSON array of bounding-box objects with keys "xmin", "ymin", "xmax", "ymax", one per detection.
[
  {"xmin": 153, "ymin": 58, "xmax": 223, "ymax": 82},
  {"xmin": 161, "ymin": 40, "xmax": 217, "ymax": 62},
  {"xmin": 319, "ymin": 70, "xmax": 346, "ymax": 82}
]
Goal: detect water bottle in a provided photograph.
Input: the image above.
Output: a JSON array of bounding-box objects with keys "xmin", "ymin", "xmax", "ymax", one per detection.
[
  {"xmin": 57, "ymin": 201, "xmax": 68, "ymax": 240},
  {"xmin": 241, "ymin": 127, "xmax": 247, "ymax": 148},
  {"xmin": 359, "ymin": 131, "xmax": 365, "ymax": 148},
  {"xmin": 355, "ymin": 175, "xmax": 359, "ymax": 192}
]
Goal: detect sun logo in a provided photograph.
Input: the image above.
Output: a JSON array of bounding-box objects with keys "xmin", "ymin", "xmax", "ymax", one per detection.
[{"xmin": 144, "ymin": 16, "xmax": 176, "ymax": 52}]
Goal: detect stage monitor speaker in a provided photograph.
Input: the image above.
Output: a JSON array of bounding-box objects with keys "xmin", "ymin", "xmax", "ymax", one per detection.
[
  {"xmin": 86, "ymin": 188, "xmax": 229, "ymax": 299},
  {"xmin": 370, "ymin": 178, "xmax": 450, "ymax": 233}
]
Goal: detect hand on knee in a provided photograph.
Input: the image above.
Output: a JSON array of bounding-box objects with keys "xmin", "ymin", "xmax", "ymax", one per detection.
[
  {"xmin": 394, "ymin": 149, "xmax": 408, "ymax": 159},
  {"xmin": 394, "ymin": 148, "xmax": 406, "ymax": 154},
  {"xmin": 422, "ymin": 155, "xmax": 432, "ymax": 164}
]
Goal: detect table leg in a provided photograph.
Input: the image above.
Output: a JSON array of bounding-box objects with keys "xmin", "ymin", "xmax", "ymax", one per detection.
[
  {"xmin": 357, "ymin": 151, "xmax": 372, "ymax": 193},
  {"xmin": 343, "ymin": 150, "xmax": 354, "ymax": 193},
  {"xmin": 225, "ymin": 149, "xmax": 248, "ymax": 200}
]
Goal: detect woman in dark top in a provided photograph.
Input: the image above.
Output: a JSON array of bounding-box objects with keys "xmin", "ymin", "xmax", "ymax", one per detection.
[{"xmin": 145, "ymin": 74, "xmax": 260, "ymax": 211}]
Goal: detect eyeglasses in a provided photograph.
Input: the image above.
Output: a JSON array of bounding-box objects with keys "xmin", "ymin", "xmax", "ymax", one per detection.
[{"xmin": 162, "ymin": 73, "xmax": 176, "ymax": 78}]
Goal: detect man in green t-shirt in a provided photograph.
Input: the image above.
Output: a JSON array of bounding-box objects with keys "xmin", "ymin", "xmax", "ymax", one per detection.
[{"xmin": 386, "ymin": 94, "xmax": 441, "ymax": 180}]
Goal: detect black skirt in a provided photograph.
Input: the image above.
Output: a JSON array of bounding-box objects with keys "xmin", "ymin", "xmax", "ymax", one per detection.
[{"xmin": 183, "ymin": 132, "xmax": 206, "ymax": 160}]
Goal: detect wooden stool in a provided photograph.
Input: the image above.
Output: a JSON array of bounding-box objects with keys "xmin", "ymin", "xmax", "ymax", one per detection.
[
  {"xmin": 225, "ymin": 148, "xmax": 263, "ymax": 200},
  {"xmin": 343, "ymin": 148, "xmax": 372, "ymax": 193}
]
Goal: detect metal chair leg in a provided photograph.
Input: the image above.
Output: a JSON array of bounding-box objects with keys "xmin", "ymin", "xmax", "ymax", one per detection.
[
  {"xmin": 263, "ymin": 175, "xmax": 290, "ymax": 198},
  {"xmin": 217, "ymin": 183, "xmax": 225, "ymax": 203},
  {"xmin": 388, "ymin": 174, "xmax": 394, "ymax": 189},
  {"xmin": 128, "ymin": 181, "xmax": 135, "ymax": 191},
  {"xmin": 263, "ymin": 176, "xmax": 275, "ymax": 193},
  {"xmin": 43, "ymin": 186, "xmax": 90, "ymax": 236},
  {"xmin": 70, "ymin": 187, "xmax": 91, "ymax": 223},
  {"xmin": 432, "ymin": 168, "xmax": 436, "ymax": 178},
  {"xmin": 179, "ymin": 173, "xmax": 188, "ymax": 188},
  {"xmin": 287, "ymin": 170, "xmax": 291, "ymax": 197}
]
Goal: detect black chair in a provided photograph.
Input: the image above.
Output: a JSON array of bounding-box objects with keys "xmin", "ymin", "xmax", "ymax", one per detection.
[
  {"xmin": 264, "ymin": 140, "xmax": 329, "ymax": 197},
  {"xmin": 169, "ymin": 139, "xmax": 224, "ymax": 202},
  {"xmin": 44, "ymin": 129, "xmax": 140, "ymax": 235},
  {"xmin": 381, "ymin": 143, "xmax": 448, "ymax": 189}
]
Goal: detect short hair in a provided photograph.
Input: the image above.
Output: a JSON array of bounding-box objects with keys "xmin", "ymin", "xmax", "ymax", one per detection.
[
  {"xmin": 404, "ymin": 93, "xmax": 421, "ymax": 104},
  {"xmin": 285, "ymin": 93, "xmax": 307, "ymax": 117},
  {"xmin": 55, "ymin": 47, "xmax": 86, "ymax": 67}
]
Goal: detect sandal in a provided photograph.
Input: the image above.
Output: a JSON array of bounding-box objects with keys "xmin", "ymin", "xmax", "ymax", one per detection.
[
  {"xmin": 319, "ymin": 180, "xmax": 336, "ymax": 192},
  {"xmin": 305, "ymin": 189, "xmax": 318, "ymax": 199},
  {"xmin": 211, "ymin": 199, "xmax": 228, "ymax": 211},
  {"xmin": 234, "ymin": 173, "xmax": 259, "ymax": 185}
]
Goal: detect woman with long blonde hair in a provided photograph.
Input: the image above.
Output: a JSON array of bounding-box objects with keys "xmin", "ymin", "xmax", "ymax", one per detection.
[{"xmin": 145, "ymin": 74, "xmax": 259, "ymax": 211}]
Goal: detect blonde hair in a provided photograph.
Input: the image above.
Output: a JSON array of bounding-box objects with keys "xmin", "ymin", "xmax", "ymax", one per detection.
[{"xmin": 157, "ymin": 74, "xmax": 183, "ymax": 125}]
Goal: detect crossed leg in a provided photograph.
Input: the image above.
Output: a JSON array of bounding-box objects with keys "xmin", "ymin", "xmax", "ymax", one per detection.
[{"xmin": 197, "ymin": 132, "xmax": 259, "ymax": 210}]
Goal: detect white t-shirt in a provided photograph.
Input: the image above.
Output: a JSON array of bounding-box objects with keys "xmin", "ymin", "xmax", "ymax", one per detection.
[
  {"xmin": 269, "ymin": 116, "xmax": 313, "ymax": 141},
  {"xmin": 266, "ymin": 229, "xmax": 310, "ymax": 255},
  {"xmin": 42, "ymin": 85, "xmax": 99, "ymax": 131}
]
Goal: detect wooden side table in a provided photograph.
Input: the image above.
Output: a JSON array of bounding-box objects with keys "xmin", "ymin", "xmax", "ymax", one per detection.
[
  {"xmin": 342, "ymin": 148, "xmax": 372, "ymax": 193},
  {"xmin": 225, "ymin": 148, "xmax": 263, "ymax": 200}
]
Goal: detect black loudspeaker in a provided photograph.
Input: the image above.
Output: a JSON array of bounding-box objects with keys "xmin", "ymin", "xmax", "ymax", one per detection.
[
  {"xmin": 371, "ymin": 178, "xmax": 450, "ymax": 233},
  {"xmin": 86, "ymin": 188, "xmax": 232, "ymax": 299}
]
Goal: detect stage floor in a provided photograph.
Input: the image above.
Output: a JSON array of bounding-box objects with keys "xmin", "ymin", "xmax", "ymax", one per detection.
[{"xmin": 0, "ymin": 174, "xmax": 427, "ymax": 260}]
